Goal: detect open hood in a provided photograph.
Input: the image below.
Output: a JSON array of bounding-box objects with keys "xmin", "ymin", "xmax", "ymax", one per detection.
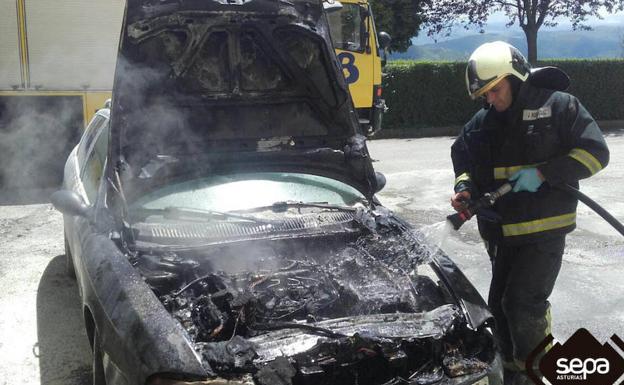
[{"xmin": 110, "ymin": 0, "xmax": 379, "ymax": 200}]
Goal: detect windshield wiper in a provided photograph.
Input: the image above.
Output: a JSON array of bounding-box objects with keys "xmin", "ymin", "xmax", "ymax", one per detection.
[
  {"xmin": 157, "ymin": 207, "xmax": 276, "ymax": 225},
  {"xmin": 233, "ymin": 200, "xmax": 361, "ymax": 214}
]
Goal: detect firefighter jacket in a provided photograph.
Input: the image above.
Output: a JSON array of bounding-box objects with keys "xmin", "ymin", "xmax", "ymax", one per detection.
[{"xmin": 451, "ymin": 82, "xmax": 609, "ymax": 245}]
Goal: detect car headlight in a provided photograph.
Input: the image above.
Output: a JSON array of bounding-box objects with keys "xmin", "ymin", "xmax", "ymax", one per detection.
[{"xmin": 147, "ymin": 374, "xmax": 254, "ymax": 385}]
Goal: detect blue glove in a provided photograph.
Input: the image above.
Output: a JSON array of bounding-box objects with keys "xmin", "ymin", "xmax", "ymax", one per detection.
[{"xmin": 509, "ymin": 168, "xmax": 544, "ymax": 192}]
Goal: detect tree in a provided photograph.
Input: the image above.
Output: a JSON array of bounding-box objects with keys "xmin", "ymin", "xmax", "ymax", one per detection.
[
  {"xmin": 422, "ymin": 0, "xmax": 624, "ymax": 64},
  {"xmin": 370, "ymin": 0, "xmax": 424, "ymax": 52}
]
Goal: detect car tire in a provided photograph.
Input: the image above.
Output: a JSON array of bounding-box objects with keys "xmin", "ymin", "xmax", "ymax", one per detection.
[
  {"xmin": 64, "ymin": 231, "xmax": 76, "ymax": 279},
  {"xmin": 92, "ymin": 329, "xmax": 106, "ymax": 385}
]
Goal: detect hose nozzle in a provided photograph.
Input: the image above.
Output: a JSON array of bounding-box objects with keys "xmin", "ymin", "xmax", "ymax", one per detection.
[
  {"xmin": 447, "ymin": 183, "xmax": 513, "ymax": 231},
  {"xmin": 447, "ymin": 211, "xmax": 471, "ymax": 231}
]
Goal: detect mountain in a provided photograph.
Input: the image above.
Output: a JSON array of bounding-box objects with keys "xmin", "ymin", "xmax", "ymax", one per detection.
[{"xmin": 391, "ymin": 25, "xmax": 624, "ymax": 61}]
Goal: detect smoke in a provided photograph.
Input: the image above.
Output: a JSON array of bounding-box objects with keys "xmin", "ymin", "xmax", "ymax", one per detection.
[
  {"xmin": 205, "ymin": 243, "xmax": 285, "ymax": 275},
  {"xmin": 0, "ymin": 0, "xmax": 124, "ymax": 203},
  {"xmin": 111, "ymin": 54, "xmax": 209, "ymax": 177},
  {"xmin": 0, "ymin": 96, "xmax": 81, "ymax": 196}
]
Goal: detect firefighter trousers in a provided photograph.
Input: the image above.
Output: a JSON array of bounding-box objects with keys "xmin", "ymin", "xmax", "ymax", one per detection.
[{"xmin": 486, "ymin": 236, "xmax": 565, "ymax": 381}]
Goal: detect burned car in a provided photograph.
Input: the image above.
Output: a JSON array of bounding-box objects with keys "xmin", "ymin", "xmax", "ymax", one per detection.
[{"xmin": 52, "ymin": 0, "xmax": 502, "ymax": 384}]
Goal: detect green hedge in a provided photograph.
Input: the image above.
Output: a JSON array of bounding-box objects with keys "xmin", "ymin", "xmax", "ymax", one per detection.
[{"xmin": 382, "ymin": 59, "xmax": 624, "ymax": 131}]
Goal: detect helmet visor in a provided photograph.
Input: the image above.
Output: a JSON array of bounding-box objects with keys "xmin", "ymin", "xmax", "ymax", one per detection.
[{"xmin": 466, "ymin": 59, "xmax": 497, "ymax": 98}]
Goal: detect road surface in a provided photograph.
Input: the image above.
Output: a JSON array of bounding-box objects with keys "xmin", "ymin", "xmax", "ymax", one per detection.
[
  {"xmin": 0, "ymin": 134, "xmax": 622, "ymax": 384},
  {"xmin": 369, "ymin": 134, "xmax": 624, "ymax": 343}
]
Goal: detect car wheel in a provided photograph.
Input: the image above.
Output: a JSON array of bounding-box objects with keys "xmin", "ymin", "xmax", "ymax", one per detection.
[
  {"xmin": 92, "ymin": 329, "xmax": 106, "ymax": 385},
  {"xmin": 64, "ymin": 231, "xmax": 76, "ymax": 279}
]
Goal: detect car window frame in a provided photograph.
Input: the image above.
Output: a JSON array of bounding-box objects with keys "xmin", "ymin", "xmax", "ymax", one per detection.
[
  {"xmin": 79, "ymin": 114, "xmax": 110, "ymax": 202},
  {"xmin": 78, "ymin": 109, "xmax": 109, "ymax": 166}
]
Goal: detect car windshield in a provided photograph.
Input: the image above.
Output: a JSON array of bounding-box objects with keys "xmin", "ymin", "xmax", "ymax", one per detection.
[{"xmin": 129, "ymin": 172, "xmax": 366, "ymax": 216}]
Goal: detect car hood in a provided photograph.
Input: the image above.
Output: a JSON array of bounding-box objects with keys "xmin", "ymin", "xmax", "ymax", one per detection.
[{"xmin": 110, "ymin": 0, "xmax": 379, "ymax": 201}]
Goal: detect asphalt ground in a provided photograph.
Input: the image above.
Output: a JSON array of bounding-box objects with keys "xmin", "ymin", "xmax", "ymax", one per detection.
[
  {"xmin": 0, "ymin": 134, "xmax": 622, "ymax": 384},
  {"xmin": 368, "ymin": 134, "xmax": 624, "ymax": 344}
]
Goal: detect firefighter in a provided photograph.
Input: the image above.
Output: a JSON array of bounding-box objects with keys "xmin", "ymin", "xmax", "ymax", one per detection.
[{"xmin": 450, "ymin": 41, "xmax": 609, "ymax": 384}]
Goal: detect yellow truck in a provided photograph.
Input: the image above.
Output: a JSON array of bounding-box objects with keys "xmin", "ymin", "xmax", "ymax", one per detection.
[
  {"xmin": 0, "ymin": 0, "xmax": 123, "ymax": 125},
  {"xmin": 326, "ymin": 0, "xmax": 390, "ymax": 136},
  {"xmin": 0, "ymin": 0, "xmax": 387, "ymax": 128},
  {"xmin": 0, "ymin": 0, "xmax": 387, "ymax": 188}
]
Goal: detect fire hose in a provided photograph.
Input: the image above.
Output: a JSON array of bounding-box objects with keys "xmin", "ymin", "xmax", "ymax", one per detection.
[{"xmin": 447, "ymin": 182, "xmax": 624, "ymax": 237}]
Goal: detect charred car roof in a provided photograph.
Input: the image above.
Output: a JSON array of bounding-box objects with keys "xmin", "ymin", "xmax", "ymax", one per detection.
[{"xmin": 110, "ymin": 0, "xmax": 379, "ymax": 201}]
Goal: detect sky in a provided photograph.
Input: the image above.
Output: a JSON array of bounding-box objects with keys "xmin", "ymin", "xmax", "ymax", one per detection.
[
  {"xmin": 487, "ymin": 9, "xmax": 624, "ymax": 26},
  {"xmin": 413, "ymin": 9, "xmax": 624, "ymax": 45}
]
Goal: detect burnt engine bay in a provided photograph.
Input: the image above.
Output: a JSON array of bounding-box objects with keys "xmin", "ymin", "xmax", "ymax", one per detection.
[{"xmin": 133, "ymin": 229, "xmax": 495, "ymax": 384}]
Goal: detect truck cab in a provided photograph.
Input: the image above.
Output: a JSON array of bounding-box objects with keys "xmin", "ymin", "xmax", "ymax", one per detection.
[{"xmin": 326, "ymin": 0, "xmax": 389, "ymax": 136}]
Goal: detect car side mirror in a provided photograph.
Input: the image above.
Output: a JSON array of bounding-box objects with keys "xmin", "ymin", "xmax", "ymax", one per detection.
[
  {"xmin": 378, "ymin": 32, "xmax": 391, "ymax": 67},
  {"xmin": 51, "ymin": 190, "xmax": 91, "ymax": 217},
  {"xmin": 378, "ymin": 31, "xmax": 391, "ymax": 50},
  {"xmin": 375, "ymin": 172, "xmax": 386, "ymax": 193}
]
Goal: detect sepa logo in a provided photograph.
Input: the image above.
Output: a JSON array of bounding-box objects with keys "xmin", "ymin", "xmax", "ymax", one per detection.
[
  {"xmin": 556, "ymin": 357, "xmax": 610, "ymax": 380},
  {"xmin": 526, "ymin": 328, "xmax": 624, "ymax": 385}
]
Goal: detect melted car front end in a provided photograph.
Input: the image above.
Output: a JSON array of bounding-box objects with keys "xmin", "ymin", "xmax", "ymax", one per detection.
[
  {"xmin": 78, "ymin": 0, "xmax": 505, "ymax": 384},
  {"xmin": 127, "ymin": 205, "xmax": 501, "ymax": 385}
]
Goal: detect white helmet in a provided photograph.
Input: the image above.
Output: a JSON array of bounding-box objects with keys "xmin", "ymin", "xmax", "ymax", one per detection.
[{"xmin": 465, "ymin": 41, "xmax": 531, "ymax": 99}]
